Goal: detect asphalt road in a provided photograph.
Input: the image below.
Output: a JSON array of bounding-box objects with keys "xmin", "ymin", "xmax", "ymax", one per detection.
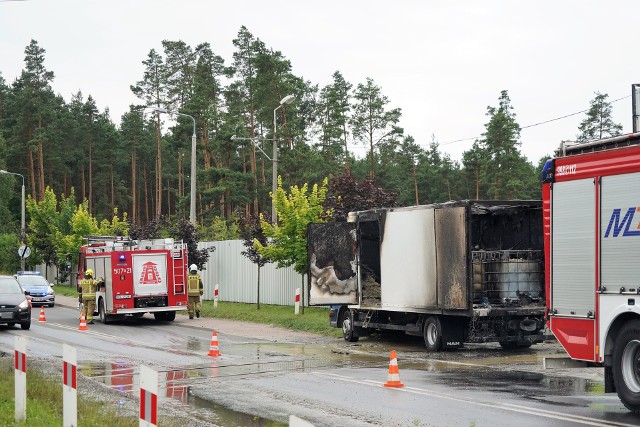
[{"xmin": 1, "ymin": 296, "xmax": 639, "ymax": 426}]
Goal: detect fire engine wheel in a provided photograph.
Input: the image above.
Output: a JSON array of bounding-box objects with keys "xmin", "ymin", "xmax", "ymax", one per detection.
[
  {"xmin": 98, "ymin": 299, "xmax": 112, "ymax": 324},
  {"xmin": 153, "ymin": 311, "xmax": 176, "ymax": 322},
  {"xmin": 613, "ymin": 320, "xmax": 640, "ymax": 413},
  {"xmin": 424, "ymin": 316, "xmax": 443, "ymax": 352},
  {"xmin": 342, "ymin": 310, "xmax": 359, "ymax": 342}
]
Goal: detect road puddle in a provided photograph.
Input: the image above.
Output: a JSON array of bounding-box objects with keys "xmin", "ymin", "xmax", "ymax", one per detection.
[
  {"xmin": 187, "ymin": 394, "xmax": 286, "ymax": 426},
  {"xmin": 79, "ymin": 360, "xmax": 283, "ymax": 425}
]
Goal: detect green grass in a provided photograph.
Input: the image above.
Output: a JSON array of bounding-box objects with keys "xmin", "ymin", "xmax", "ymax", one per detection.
[
  {"xmin": 53, "ymin": 284, "xmax": 77, "ymax": 297},
  {"xmin": 0, "ymin": 356, "xmax": 188, "ymax": 427},
  {"xmin": 200, "ymin": 300, "xmax": 341, "ymax": 337},
  {"xmin": 54, "ymin": 284, "xmax": 341, "ymax": 337}
]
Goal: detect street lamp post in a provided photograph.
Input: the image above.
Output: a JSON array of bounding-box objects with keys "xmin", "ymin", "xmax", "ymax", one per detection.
[
  {"xmin": 272, "ymin": 95, "xmax": 295, "ymax": 223},
  {"xmin": 152, "ymin": 108, "xmax": 197, "ymax": 225},
  {"xmin": 1, "ymin": 169, "xmax": 26, "ymax": 270}
]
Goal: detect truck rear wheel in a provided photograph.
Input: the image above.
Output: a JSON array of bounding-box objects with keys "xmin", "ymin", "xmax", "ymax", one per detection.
[
  {"xmin": 342, "ymin": 310, "xmax": 359, "ymax": 342},
  {"xmin": 613, "ymin": 320, "xmax": 640, "ymax": 413},
  {"xmin": 424, "ymin": 316, "xmax": 443, "ymax": 351}
]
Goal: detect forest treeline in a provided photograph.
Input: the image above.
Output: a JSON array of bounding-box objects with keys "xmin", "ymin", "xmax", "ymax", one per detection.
[{"xmin": 0, "ymin": 27, "xmax": 624, "ymax": 244}]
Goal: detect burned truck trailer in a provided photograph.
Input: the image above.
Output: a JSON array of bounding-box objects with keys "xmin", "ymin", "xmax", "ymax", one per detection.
[{"xmin": 307, "ymin": 200, "xmax": 546, "ymax": 350}]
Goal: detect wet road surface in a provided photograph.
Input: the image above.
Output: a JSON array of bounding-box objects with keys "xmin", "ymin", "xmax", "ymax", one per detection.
[{"xmin": 1, "ymin": 299, "xmax": 639, "ymax": 426}]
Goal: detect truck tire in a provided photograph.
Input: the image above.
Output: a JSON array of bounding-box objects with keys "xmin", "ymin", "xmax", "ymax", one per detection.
[
  {"xmin": 153, "ymin": 312, "xmax": 165, "ymax": 321},
  {"xmin": 163, "ymin": 311, "xmax": 176, "ymax": 321},
  {"xmin": 99, "ymin": 299, "xmax": 112, "ymax": 324},
  {"xmin": 613, "ymin": 320, "xmax": 640, "ymax": 413},
  {"xmin": 424, "ymin": 316, "xmax": 443, "ymax": 351},
  {"xmin": 342, "ymin": 310, "xmax": 359, "ymax": 342}
]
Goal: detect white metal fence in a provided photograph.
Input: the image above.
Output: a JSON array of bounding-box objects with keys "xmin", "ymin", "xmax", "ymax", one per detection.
[
  {"xmin": 198, "ymin": 240, "xmax": 307, "ymax": 306},
  {"xmin": 38, "ymin": 239, "xmax": 307, "ymax": 307}
]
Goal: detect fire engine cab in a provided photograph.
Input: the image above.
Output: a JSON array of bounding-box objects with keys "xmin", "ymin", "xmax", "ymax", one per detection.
[
  {"xmin": 77, "ymin": 236, "xmax": 189, "ymax": 323},
  {"xmin": 543, "ymin": 129, "xmax": 640, "ymax": 413}
]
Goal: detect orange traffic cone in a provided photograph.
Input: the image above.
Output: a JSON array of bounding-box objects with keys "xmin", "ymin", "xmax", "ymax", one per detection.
[
  {"xmin": 384, "ymin": 350, "xmax": 404, "ymax": 388},
  {"xmin": 78, "ymin": 313, "xmax": 88, "ymax": 331},
  {"xmin": 208, "ymin": 330, "xmax": 221, "ymax": 357},
  {"xmin": 38, "ymin": 306, "xmax": 47, "ymax": 322}
]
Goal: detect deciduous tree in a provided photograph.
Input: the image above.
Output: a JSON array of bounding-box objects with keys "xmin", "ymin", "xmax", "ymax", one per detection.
[
  {"xmin": 238, "ymin": 213, "xmax": 271, "ymax": 309},
  {"xmin": 324, "ymin": 174, "xmax": 397, "ymax": 221},
  {"xmin": 255, "ymin": 177, "xmax": 329, "ymax": 312}
]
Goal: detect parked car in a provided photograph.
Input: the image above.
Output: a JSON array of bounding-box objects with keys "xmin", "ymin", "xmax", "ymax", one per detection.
[
  {"xmin": 0, "ymin": 275, "xmax": 31, "ymax": 330},
  {"xmin": 15, "ymin": 271, "xmax": 55, "ymax": 307}
]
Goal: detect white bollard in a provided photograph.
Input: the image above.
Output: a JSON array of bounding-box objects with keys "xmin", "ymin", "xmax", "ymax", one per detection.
[
  {"xmin": 139, "ymin": 365, "xmax": 158, "ymax": 427},
  {"xmin": 14, "ymin": 336, "xmax": 27, "ymax": 422},
  {"xmin": 294, "ymin": 288, "xmax": 300, "ymax": 315},
  {"xmin": 214, "ymin": 284, "xmax": 219, "ymax": 309},
  {"xmin": 63, "ymin": 344, "xmax": 77, "ymax": 427},
  {"xmin": 290, "ymin": 414, "xmax": 315, "ymax": 426}
]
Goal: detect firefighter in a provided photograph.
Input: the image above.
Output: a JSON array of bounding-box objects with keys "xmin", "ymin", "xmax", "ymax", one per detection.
[
  {"xmin": 187, "ymin": 264, "xmax": 203, "ymax": 319},
  {"xmin": 78, "ymin": 269, "xmax": 100, "ymax": 324}
]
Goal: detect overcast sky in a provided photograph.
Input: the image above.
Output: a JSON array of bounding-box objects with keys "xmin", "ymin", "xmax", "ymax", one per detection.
[{"xmin": 1, "ymin": 0, "xmax": 638, "ymax": 164}]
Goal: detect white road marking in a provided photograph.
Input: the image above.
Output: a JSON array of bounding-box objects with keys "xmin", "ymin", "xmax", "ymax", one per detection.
[{"xmin": 316, "ymin": 372, "xmax": 635, "ymax": 427}]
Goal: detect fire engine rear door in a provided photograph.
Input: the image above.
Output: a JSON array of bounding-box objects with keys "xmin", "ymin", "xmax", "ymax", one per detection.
[
  {"xmin": 550, "ymin": 178, "xmax": 596, "ymax": 361},
  {"xmin": 132, "ymin": 253, "xmax": 169, "ymax": 296},
  {"xmin": 551, "ymin": 178, "xmax": 596, "ymax": 316},
  {"xmin": 307, "ymin": 222, "xmax": 358, "ymax": 305}
]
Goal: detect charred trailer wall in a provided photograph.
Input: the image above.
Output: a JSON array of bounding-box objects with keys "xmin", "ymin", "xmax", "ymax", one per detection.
[
  {"xmin": 307, "ymin": 222, "xmax": 358, "ymax": 305},
  {"xmin": 434, "ymin": 206, "xmax": 468, "ymax": 310},
  {"xmin": 359, "ymin": 220, "xmax": 382, "ymax": 306}
]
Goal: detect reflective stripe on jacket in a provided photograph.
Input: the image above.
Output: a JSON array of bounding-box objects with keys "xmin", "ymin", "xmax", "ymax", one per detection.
[
  {"xmin": 187, "ymin": 274, "xmax": 202, "ymax": 296},
  {"xmin": 79, "ymin": 278, "xmax": 98, "ymax": 300}
]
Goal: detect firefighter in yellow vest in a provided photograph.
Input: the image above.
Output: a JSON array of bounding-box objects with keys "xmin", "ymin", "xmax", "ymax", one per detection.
[
  {"xmin": 78, "ymin": 269, "xmax": 100, "ymax": 324},
  {"xmin": 187, "ymin": 264, "xmax": 204, "ymax": 319}
]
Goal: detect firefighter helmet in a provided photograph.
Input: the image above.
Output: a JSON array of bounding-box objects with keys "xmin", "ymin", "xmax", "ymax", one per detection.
[
  {"xmin": 85, "ymin": 269, "xmax": 94, "ymax": 277},
  {"xmin": 189, "ymin": 264, "xmax": 197, "ymax": 272}
]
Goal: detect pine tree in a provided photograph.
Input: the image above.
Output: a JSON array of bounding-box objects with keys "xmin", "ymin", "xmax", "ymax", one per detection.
[
  {"xmin": 316, "ymin": 71, "xmax": 352, "ymax": 175},
  {"xmin": 350, "ymin": 78, "xmax": 403, "ymax": 177},
  {"xmin": 131, "ymin": 49, "xmax": 167, "ymax": 219},
  {"xmin": 12, "ymin": 40, "xmax": 56, "ymax": 201},
  {"xmin": 576, "ymin": 92, "xmax": 623, "ymax": 142},
  {"xmin": 475, "ymin": 90, "xmax": 537, "ymax": 200},
  {"xmin": 231, "ymin": 27, "xmax": 265, "ymax": 215}
]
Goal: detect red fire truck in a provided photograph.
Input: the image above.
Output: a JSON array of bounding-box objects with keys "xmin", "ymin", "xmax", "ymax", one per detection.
[
  {"xmin": 77, "ymin": 236, "xmax": 189, "ymax": 323},
  {"xmin": 543, "ymin": 129, "xmax": 640, "ymax": 412}
]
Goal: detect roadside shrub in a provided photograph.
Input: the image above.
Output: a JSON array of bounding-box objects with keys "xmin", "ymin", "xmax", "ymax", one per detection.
[{"xmin": 0, "ymin": 233, "xmax": 20, "ymax": 274}]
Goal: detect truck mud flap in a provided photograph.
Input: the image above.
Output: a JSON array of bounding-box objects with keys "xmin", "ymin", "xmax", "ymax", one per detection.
[{"xmin": 440, "ymin": 317, "xmax": 465, "ymax": 349}]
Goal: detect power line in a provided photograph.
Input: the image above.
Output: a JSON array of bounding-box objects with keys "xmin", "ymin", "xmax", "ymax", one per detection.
[{"xmin": 439, "ymin": 94, "xmax": 631, "ymax": 146}]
